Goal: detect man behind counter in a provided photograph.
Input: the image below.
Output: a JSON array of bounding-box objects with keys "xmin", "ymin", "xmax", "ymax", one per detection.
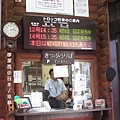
[{"xmin": 44, "ymin": 68, "xmax": 67, "ymax": 108}]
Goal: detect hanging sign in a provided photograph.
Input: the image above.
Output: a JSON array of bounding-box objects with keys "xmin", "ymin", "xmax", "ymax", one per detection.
[{"xmin": 42, "ymin": 50, "xmax": 74, "ymax": 64}]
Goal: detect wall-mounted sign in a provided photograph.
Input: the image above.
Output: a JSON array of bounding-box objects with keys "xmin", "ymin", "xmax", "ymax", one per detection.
[
  {"xmin": 53, "ymin": 65, "xmax": 69, "ymax": 78},
  {"xmin": 26, "ymin": 0, "xmax": 73, "ymax": 15},
  {"xmin": 74, "ymin": 0, "xmax": 89, "ymax": 17},
  {"xmin": 24, "ymin": 15, "xmax": 96, "ymax": 50},
  {"xmin": 6, "ymin": 52, "xmax": 14, "ymax": 111},
  {"xmin": 42, "ymin": 50, "xmax": 74, "ymax": 64},
  {"xmin": 14, "ymin": 70, "xmax": 22, "ymax": 83}
]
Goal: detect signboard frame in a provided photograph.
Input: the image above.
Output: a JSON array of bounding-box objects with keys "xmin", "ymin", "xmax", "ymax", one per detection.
[
  {"xmin": 23, "ymin": 14, "xmax": 96, "ymax": 50},
  {"xmin": 42, "ymin": 50, "xmax": 75, "ymax": 64},
  {"xmin": 26, "ymin": 0, "xmax": 73, "ymax": 15}
]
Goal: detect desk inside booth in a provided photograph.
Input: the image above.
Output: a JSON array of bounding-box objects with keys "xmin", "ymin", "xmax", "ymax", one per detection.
[{"xmin": 14, "ymin": 107, "xmax": 112, "ymax": 120}]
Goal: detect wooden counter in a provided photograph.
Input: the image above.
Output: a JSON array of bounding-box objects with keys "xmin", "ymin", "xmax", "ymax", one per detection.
[{"xmin": 14, "ymin": 107, "xmax": 112, "ymax": 120}]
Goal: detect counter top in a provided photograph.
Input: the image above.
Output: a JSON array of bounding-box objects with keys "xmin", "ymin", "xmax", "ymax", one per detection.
[{"xmin": 14, "ymin": 107, "xmax": 112, "ymax": 116}]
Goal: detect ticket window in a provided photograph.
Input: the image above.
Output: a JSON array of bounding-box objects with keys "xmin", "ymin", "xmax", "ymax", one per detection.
[
  {"xmin": 22, "ymin": 61, "xmax": 43, "ymax": 94},
  {"xmin": 22, "ymin": 61, "xmax": 94, "ymax": 98},
  {"xmin": 22, "ymin": 62, "xmax": 73, "ymax": 95},
  {"xmin": 15, "ymin": 53, "xmax": 98, "ymax": 101},
  {"xmin": 72, "ymin": 57, "xmax": 99, "ymax": 103},
  {"xmin": 72, "ymin": 61, "xmax": 92, "ymax": 103}
]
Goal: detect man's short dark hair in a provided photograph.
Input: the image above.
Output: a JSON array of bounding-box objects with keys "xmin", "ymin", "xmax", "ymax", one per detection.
[{"xmin": 49, "ymin": 68, "xmax": 53, "ymax": 75}]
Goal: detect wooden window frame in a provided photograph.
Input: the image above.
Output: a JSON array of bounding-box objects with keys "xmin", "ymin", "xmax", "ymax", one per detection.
[
  {"xmin": 15, "ymin": 53, "xmax": 41, "ymax": 96},
  {"xmin": 15, "ymin": 53, "xmax": 99, "ymax": 101},
  {"xmin": 75, "ymin": 54, "xmax": 99, "ymax": 100}
]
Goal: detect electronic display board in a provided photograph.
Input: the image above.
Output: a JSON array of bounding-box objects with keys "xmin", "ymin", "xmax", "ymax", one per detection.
[{"xmin": 23, "ymin": 14, "xmax": 96, "ymax": 50}]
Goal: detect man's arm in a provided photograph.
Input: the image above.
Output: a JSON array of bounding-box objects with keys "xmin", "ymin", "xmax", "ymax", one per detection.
[
  {"xmin": 44, "ymin": 80, "xmax": 49, "ymax": 91},
  {"xmin": 56, "ymin": 80, "xmax": 67, "ymax": 101},
  {"xmin": 61, "ymin": 90, "xmax": 68, "ymax": 101}
]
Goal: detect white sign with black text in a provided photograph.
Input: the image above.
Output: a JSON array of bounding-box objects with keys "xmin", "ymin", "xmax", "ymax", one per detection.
[
  {"xmin": 53, "ymin": 65, "xmax": 69, "ymax": 78},
  {"xmin": 26, "ymin": 0, "xmax": 73, "ymax": 15},
  {"xmin": 14, "ymin": 70, "xmax": 22, "ymax": 83},
  {"xmin": 74, "ymin": 0, "xmax": 89, "ymax": 17}
]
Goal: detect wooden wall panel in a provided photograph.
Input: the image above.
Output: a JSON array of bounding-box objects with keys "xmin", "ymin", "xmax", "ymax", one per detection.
[
  {"xmin": 96, "ymin": 3, "xmax": 110, "ymax": 110},
  {"xmin": 98, "ymin": 15, "xmax": 107, "ymax": 24},
  {"xmin": 89, "ymin": 6, "xmax": 98, "ymax": 13},
  {"xmin": 0, "ymin": 80, "xmax": 6, "ymax": 89},
  {"xmin": 100, "ymin": 65, "xmax": 110, "ymax": 74},
  {"xmin": 0, "ymin": 51, "xmax": 7, "ymax": 118},
  {"xmin": 99, "ymin": 48, "xmax": 109, "ymax": 57},
  {"xmin": 0, "ymin": 99, "xmax": 7, "ymax": 109},
  {"xmin": 0, "ymin": 89, "xmax": 6, "ymax": 98},
  {"xmin": 13, "ymin": 7, "xmax": 25, "ymax": 15},
  {"xmin": 89, "ymin": 0, "xmax": 98, "ymax": 6},
  {"xmin": 101, "ymin": 90, "xmax": 109, "ymax": 99},
  {"xmin": 89, "ymin": 13, "xmax": 98, "ymax": 20},
  {"xmin": 0, "ymin": 61, "xmax": 5, "ymax": 69},
  {"xmin": 12, "ymin": 16, "xmax": 23, "ymax": 22},
  {"xmin": 100, "ymin": 56, "xmax": 109, "ymax": 65},
  {"xmin": 98, "ymin": 7, "xmax": 106, "ymax": 16},
  {"xmin": 97, "ymin": 0, "xmax": 105, "ymax": 9},
  {"xmin": 99, "ymin": 40, "xmax": 108, "ymax": 48},
  {"xmin": 101, "ymin": 82, "xmax": 109, "ymax": 90},
  {"xmin": 99, "ymin": 23, "xmax": 107, "ymax": 32},
  {"xmin": 100, "ymin": 74, "xmax": 108, "ymax": 82},
  {"xmin": 99, "ymin": 31, "xmax": 108, "ymax": 40},
  {"xmin": 0, "ymin": 70, "xmax": 6, "ymax": 79},
  {"xmin": 14, "ymin": 0, "xmax": 26, "ymax": 7},
  {"xmin": 0, "ymin": 108, "xmax": 6, "ymax": 117}
]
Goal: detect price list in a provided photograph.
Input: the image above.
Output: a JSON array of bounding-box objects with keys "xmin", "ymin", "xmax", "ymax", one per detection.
[{"xmin": 24, "ymin": 15, "xmax": 96, "ymax": 50}]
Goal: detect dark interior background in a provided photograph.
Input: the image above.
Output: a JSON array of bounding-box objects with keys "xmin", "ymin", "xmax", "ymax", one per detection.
[{"xmin": 109, "ymin": 1, "xmax": 120, "ymax": 120}]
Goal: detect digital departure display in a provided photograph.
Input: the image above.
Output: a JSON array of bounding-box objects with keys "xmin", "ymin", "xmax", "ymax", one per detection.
[{"xmin": 23, "ymin": 14, "xmax": 96, "ymax": 50}]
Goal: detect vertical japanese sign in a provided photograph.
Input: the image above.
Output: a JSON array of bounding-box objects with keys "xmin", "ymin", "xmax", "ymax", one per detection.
[
  {"xmin": 6, "ymin": 52, "xmax": 14, "ymax": 111},
  {"xmin": 74, "ymin": 0, "xmax": 89, "ymax": 17}
]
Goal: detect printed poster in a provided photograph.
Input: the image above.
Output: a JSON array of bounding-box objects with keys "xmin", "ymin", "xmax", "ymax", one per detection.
[
  {"xmin": 74, "ymin": 0, "xmax": 89, "ymax": 17},
  {"xmin": 53, "ymin": 65, "xmax": 69, "ymax": 78},
  {"xmin": 74, "ymin": 74, "xmax": 86, "ymax": 92},
  {"xmin": 31, "ymin": 92, "xmax": 43, "ymax": 107},
  {"xmin": 14, "ymin": 70, "xmax": 22, "ymax": 83},
  {"xmin": 26, "ymin": 0, "xmax": 73, "ymax": 15}
]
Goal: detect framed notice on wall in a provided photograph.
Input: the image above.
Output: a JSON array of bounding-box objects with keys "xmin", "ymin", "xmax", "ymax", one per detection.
[
  {"xmin": 26, "ymin": 0, "xmax": 73, "ymax": 15},
  {"xmin": 74, "ymin": 0, "xmax": 89, "ymax": 17},
  {"xmin": 23, "ymin": 14, "xmax": 96, "ymax": 50}
]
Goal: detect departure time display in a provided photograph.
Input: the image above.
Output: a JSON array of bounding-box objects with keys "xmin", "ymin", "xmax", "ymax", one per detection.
[{"xmin": 23, "ymin": 15, "xmax": 96, "ymax": 50}]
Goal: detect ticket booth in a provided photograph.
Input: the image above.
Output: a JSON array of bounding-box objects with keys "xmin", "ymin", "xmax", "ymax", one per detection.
[{"xmin": 0, "ymin": 0, "xmax": 114, "ymax": 120}]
